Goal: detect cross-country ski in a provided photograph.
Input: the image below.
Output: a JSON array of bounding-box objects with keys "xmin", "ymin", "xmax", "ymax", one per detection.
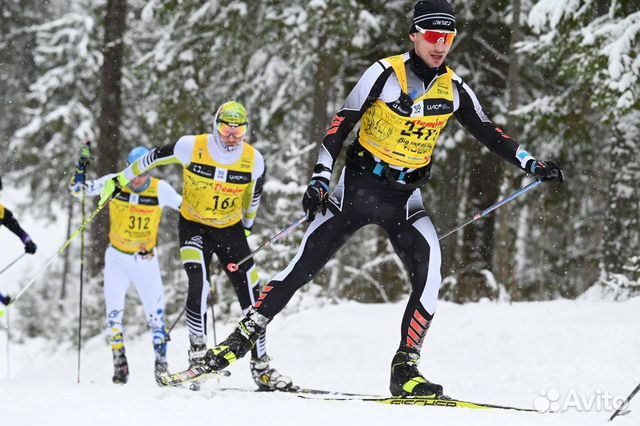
[{"xmin": 2, "ymin": 0, "xmax": 638, "ymax": 425}]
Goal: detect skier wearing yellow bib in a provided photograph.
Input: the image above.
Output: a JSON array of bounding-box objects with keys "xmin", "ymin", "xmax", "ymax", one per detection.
[
  {"xmin": 169, "ymin": 0, "xmax": 564, "ymax": 396},
  {"xmin": 70, "ymin": 147, "xmax": 182, "ymax": 385},
  {"xmin": 0, "ymin": 176, "xmax": 38, "ymax": 259},
  {"xmin": 99, "ymin": 101, "xmax": 294, "ymax": 391},
  {"xmin": 0, "ymin": 175, "xmax": 38, "ymax": 306}
]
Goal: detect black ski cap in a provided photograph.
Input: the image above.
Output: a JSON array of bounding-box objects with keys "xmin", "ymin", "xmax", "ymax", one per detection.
[{"xmin": 410, "ymin": 0, "xmax": 456, "ymax": 33}]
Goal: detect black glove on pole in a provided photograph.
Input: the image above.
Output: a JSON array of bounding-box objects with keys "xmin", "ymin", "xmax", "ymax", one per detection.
[
  {"xmin": 302, "ymin": 178, "xmax": 330, "ymax": 221},
  {"xmin": 526, "ymin": 160, "xmax": 564, "ymax": 183}
]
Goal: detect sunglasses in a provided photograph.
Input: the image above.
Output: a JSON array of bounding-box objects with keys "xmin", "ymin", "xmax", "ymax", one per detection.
[
  {"xmin": 415, "ymin": 26, "xmax": 456, "ymax": 45},
  {"xmin": 217, "ymin": 121, "xmax": 248, "ymax": 139}
]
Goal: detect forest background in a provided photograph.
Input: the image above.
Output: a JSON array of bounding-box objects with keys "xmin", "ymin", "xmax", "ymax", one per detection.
[{"xmin": 0, "ymin": 0, "xmax": 638, "ymax": 342}]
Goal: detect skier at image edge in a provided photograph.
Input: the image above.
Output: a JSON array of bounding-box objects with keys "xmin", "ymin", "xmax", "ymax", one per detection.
[
  {"xmin": 154, "ymin": 0, "xmax": 564, "ymax": 397},
  {"xmin": 70, "ymin": 146, "xmax": 182, "ymax": 385},
  {"xmin": 99, "ymin": 101, "xmax": 295, "ymax": 391},
  {"xmin": 0, "ymin": 175, "xmax": 38, "ymax": 306}
]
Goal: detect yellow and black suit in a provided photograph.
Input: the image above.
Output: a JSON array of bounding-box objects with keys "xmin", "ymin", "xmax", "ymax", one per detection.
[
  {"xmin": 254, "ymin": 50, "xmax": 538, "ymax": 356},
  {"xmin": 0, "ymin": 203, "xmax": 36, "ymax": 254},
  {"xmin": 123, "ymin": 132, "xmax": 267, "ymax": 358}
]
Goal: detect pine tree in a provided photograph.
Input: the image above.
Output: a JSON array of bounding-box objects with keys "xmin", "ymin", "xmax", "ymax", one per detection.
[{"xmin": 519, "ymin": 0, "xmax": 640, "ymax": 297}]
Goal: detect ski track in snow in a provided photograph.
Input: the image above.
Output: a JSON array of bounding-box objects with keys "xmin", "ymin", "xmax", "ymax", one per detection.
[{"xmin": 1, "ymin": 298, "xmax": 639, "ymax": 426}]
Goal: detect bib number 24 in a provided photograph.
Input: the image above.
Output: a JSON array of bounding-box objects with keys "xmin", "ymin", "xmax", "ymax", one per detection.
[{"xmin": 400, "ymin": 121, "xmax": 436, "ymax": 140}]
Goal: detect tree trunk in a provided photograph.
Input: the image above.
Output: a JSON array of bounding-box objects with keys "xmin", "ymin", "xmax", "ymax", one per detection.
[
  {"xmin": 456, "ymin": 145, "xmax": 501, "ymax": 302},
  {"xmin": 602, "ymin": 127, "xmax": 640, "ymax": 278},
  {"xmin": 494, "ymin": 0, "xmax": 523, "ymax": 297},
  {"xmin": 306, "ymin": 44, "xmax": 337, "ymax": 174},
  {"xmin": 90, "ymin": 0, "xmax": 127, "ymax": 276}
]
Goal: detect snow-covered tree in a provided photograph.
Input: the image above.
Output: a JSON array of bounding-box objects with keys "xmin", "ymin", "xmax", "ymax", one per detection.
[{"xmin": 519, "ymin": 0, "xmax": 640, "ymax": 297}]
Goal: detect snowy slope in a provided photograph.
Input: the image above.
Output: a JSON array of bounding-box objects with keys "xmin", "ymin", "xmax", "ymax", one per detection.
[{"xmin": 1, "ymin": 298, "xmax": 639, "ymax": 426}]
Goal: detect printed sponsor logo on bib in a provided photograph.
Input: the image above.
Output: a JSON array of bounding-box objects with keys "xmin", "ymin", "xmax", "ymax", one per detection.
[{"xmin": 215, "ymin": 168, "xmax": 227, "ymax": 182}]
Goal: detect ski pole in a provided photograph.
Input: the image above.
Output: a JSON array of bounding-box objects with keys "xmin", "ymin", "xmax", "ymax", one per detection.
[
  {"xmin": 6, "ymin": 308, "xmax": 10, "ymax": 380},
  {"xmin": 210, "ymin": 299, "xmax": 218, "ymax": 346},
  {"xmin": 167, "ymin": 305, "xmax": 186, "ymax": 336},
  {"xmin": 0, "ymin": 253, "xmax": 26, "ymax": 276},
  {"xmin": 227, "ymin": 216, "xmax": 308, "ymax": 272},
  {"xmin": 211, "ymin": 300, "xmax": 220, "ymax": 387},
  {"xmin": 9, "ymin": 192, "xmax": 116, "ymax": 305},
  {"xmin": 438, "ymin": 179, "xmax": 542, "ymax": 241},
  {"xmin": 609, "ymin": 382, "xmax": 640, "ymax": 421},
  {"xmin": 76, "ymin": 173, "xmax": 88, "ymax": 383}
]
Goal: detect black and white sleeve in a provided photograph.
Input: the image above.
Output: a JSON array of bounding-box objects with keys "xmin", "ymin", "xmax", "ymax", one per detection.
[{"xmin": 452, "ymin": 74, "xmax": 535, "ymax": 171}]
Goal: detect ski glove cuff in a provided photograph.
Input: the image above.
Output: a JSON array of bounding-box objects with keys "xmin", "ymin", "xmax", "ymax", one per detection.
[
  {"xmin": 302, "ymin": 178, "xmax": 330, "ymax": 221},
  {"xmin": 526, "ymin": 160, "xmax": 564, "ymax": 183}
]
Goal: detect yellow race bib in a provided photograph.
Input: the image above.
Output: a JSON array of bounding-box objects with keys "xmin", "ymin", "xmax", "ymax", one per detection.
[
  {"xmin": 181, "ymin": 134, "xmax": 255, "ymax": 228},
  {"xmin": 358, "ymin": 54, "xmax": 455, "ymax": 168},
  {"xmin": 109, "ymin": 177, "xmax": 163, "ymax": 253}
]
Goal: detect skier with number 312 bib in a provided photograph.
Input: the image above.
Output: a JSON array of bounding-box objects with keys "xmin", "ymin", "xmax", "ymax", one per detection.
[{"xmin": 70, "ymin": 146, "xmax": 182, "ymax": 385}]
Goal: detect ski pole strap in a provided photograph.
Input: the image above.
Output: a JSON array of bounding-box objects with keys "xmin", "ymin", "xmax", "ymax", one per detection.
[{"xmin": 438, "ymin": 179, "xmax": 542, "ymax": 241}]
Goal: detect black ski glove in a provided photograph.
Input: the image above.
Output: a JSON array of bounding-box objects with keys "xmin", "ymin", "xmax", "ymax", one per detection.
[
  {"xmin": 0, "ymin": 294, "xmax": 10, "ymax": 306},
  {"xmin": 526, "ymin": 160, "xmax": 564, "ymax": 183},
  {"xmin": 302, "ymin": 178, "xmax": 330, "ymax": 221},
  {"xmin": 22, "ymin": 235, "xmax": 37, "ymax": 254}
]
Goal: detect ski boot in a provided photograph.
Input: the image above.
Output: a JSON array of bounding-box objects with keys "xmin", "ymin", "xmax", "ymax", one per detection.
[
  {"xmin": 112, "ymin": 347, "xmax": 129, "ymax": 384},
  {"xmin": 187, "ymin": 335, "xmax": 207, "ymax": 391},
  {"xmin": 389, "ymin": 350, "xmax": 443, "ymax": 397},
  {"xmin": 201, "ymin": 308, "xmax": 270, "ymax": 373},
  {"xmin": 154, "ymin": 359, "xmax": 169, "ymax": 386},
  {"xmin": 250, "ymin": 354, "xmax": 295, "ymax": 391},
  {"xmin": 153, "ymin": 341, "xmax": 169, "ymax": 386}
]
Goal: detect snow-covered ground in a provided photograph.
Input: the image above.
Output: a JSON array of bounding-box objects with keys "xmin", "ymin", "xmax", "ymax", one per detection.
[{"xmin": 1, "ymin": 297, "xmax": 638, "ymax": 426}]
